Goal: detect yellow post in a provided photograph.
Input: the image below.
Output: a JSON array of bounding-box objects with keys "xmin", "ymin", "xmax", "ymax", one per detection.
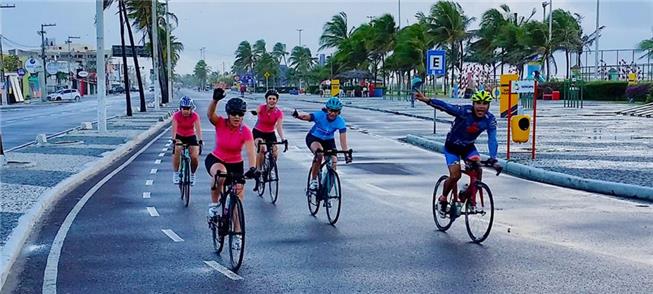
[
  {"xmin": 628, "ymin": 73, "xmax": 638, "ymax": 86},
  {"xmin": 500, "ymin": 74, "xmax": 519, "ymax": 118},
  {"xmin": 330, "ymin": 79, "xmax": 340, "ymax": 97}
]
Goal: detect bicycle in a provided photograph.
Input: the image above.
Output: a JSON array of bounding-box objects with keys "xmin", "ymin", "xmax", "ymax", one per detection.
[
  {"xmin": 432, "ymin": 159, "xmax": 502, "ymax": 243},
  {"xmin": 255, "ymin": 140, "xmax": 288, "ymax": 204},
  {"xmin": 207, "ymin": 171, "xmax": 252, "ymax": 272},
  {"xmin": 305, "ymin": 149, "xmax": 353, "ymax": 225},
  {"xmin": 173, "ymin": 140, "xmax": 192, "ymax": 207}
]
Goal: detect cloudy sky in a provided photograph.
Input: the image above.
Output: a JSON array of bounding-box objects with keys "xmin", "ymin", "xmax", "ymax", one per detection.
[{"xmin": 1, "ymin": 0, "xmax": 652, "ymax": 75}]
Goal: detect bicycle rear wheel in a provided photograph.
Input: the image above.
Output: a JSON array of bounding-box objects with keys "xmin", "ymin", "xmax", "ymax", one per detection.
[
  {"xmin": 268, "ymin": 155, "xmax": 279, "ymax": 204},
  {"xmin": 325, "ymin": 170, "xmax": 342, "ymax": 225},
  {"xmin": 306, "ymin": 168, "xmax": 320, "ymax": 216},
  {"xmin": 464, "ymin": 182, "xmax": 494, "ymax": 243},
  {"xmin": 433, "ymin": 175, "xmax": 453, "ymax": 231},
  {"xmin": 228, "ymin": 196, "xmax": 246, "ymax": 271}
]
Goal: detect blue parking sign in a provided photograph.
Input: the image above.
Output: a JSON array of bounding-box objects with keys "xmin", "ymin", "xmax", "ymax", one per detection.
[
  {"xmin": 427, "ymin": 50, "xmax": 446, "ymax": 76},
  {"xmin": 17, "ymin": 68, "xmax": 26, "ymax": 77}
]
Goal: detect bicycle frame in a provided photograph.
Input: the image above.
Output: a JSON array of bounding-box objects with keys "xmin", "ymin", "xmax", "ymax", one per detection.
[{"xmin": 461, "ymin": 164, "xmax": 483, "ymax": 207}]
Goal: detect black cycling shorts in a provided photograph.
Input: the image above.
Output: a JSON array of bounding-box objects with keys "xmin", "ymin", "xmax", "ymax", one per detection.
[
  {"xmin": 253, "ymin": 128, "xmax": 277, "ymax": 143},
  {"xmin": 305, "ymin": 133, "xmax": 337, "ymax": 152},
  {"xmin": 175, "ymin": 134, "xmax": 199, "ymax": 146},
  {"xmin": 204, "ymin": 153, "xmax": 245, "ymax": 186}
]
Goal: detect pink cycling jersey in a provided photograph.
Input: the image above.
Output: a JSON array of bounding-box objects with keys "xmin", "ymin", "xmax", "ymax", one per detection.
[
  {"xmin": 254, "ymin": 104, "xmax": 283, "ymax": 133},
  {"xmin": 173, "ymin": 111, "xmax": 199, "ymax": 137},
  {"xmin": 212, "ymin": 116, "xmax": 253, "ymax": 163}
]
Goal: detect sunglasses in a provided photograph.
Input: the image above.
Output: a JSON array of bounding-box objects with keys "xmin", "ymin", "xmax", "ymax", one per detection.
[
  {"xmin": 327, "ymin": 109, "xmax": 340, "ymax": 114},
  {"xmin": 181, "ymin": 107, "xmax": 191, "ymax": 110},
  {"xmin": 229, "ymin": 112, "xmax": 245, "ymax": 117}
]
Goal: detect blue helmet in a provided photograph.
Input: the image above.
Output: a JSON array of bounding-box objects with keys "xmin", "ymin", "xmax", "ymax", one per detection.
[
  {"xmin": 325, "ymin": 97, "xmax": 343, "ymax": 111},
  {"xmin": 179, "ymin": 96, "xmax": 194, "ymax": 109}
]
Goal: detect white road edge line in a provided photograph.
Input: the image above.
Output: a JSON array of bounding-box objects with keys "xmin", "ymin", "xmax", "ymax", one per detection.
[
  {"xmin": 42, "ymin": 127, "xmax": 169, "ymax": 294},
  {"xmin": 203, "ymin": 260, "xmax": 243, "ymax": 281},
  {"xmin": 150, "ymin": 168, "xmax": 158, "ymax": 174},
  {"xmin": 143, "ymin": 192, "xmax": 151, "ymax": 199},
  {"xmin": 161, "ymin": 229, "xmax": 184, "ymax": 242},
  {"xmin": 147, "ymin": 207, "xmax": 160, "ymax": 217}
]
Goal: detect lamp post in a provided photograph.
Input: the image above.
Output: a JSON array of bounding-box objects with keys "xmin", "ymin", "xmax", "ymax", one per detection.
[
  {"xmin": 66, "ymin": 36, "xmax": 80, "ymax": 89},
  {"xmin": 594, "ymin": 0, "xmax": 600, "ymax": 80},
  {"xmin": 152, "ymin": 0, "xmax": 160, "ymax": 110},
  {"xmin": 0, "ymin": 4, "xmax": 16, "ymax": 106},
  {"xmin": 541, "ymin": 1, "xmax": 548, "ymax": 22},
  {"xmin": 40, "ymin": 23, "xmax": 56, "ymax": 101},
  {"xmin": 96, "ymin": 0, "xmax": 107, "ymax": 132},
  {"xmin": 166, "ymin": 0, "xmax": 172, "ymax": 102}
]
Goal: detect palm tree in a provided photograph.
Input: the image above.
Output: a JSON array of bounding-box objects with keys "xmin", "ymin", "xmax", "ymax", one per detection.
[
  {"xmin": 252, "ymin": 39, "xmax": 267, "ymax": 61},
  {"xmin": 233, "ymin": 41, "xmax": 254, "ymax": 74},
  {"xmin": 637, "ymin": 38, "xmax": 653, "ymax": 59},
  {"xmin": 319, "ymin": 12, "xmax": 353, "ymax": 51},
  {"xmin": 289, "ymin": 46, "xmax": 317, "ymax": 87},
  {"xmin": 424, "ymin": 1, "xmax": 474, "ymax": 88},
  {"xmin": 118, "ymin": 0, "xmax": 133, "ymax": 116},
  {"xmin": 368, "ymin": 14, "xmax": 397, "ymax": 85},
  {"xmin": 194, "ymin": 60, "xmax": 209, "ymax": 90},
  {"xmin": 552, "ymin": 9, "xmax": 581, "ymax": 78},
  {"xmin": 271, "ymin": 42, "xmax": 289, "ymax": 66}
]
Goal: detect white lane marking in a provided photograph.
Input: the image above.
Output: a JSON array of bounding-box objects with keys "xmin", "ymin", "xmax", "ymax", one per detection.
[
  {"xmin": 143, "ymin": 192, "xmax": 151, "ymax": 199},
  {"xmin": 165, "ymin": 143, "xmax": 171, "ymax": 147},
  {"xmin": 203, "ymin": 260, "xmax": 243, "ymax": 281},
  {"xmin": 161, "ymin": 229, "xmax": 184, "ymax": 242},
  {"xmin": 147, "ymin": 207, "xmax": 160, "ymax": 217},
  {"xmin": 155, "ymin": 159, "xmax": 161, "ymax": 164},
  {"xmin": 150, "ymin": 168, "xmax": 158, "ymax": 174},
  {"xmin": 43, "ymin": 127, "xmax": 170, "ymax": 294},
  {"xmin": 162, "ymin": 148, "xmax": 168, "ymax": 152},
  {"xmin": 145, "ymin": 180, "xmax": 153, "ymax": 186},
  {"xmin": 158, "ymin": 153, "xmax": 165, "ymax": 157}
]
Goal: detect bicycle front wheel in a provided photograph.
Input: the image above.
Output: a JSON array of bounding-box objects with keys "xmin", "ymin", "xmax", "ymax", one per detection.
[
  {"xmin": 228, "ymin": 197, "xmax": 246, "ymax": 271},
  {"xmin": 256, "ymin": 156, "xmax": 267, "ymax": 197},
  {"xmin": 210, "ymin": 217, "xmax": 224, "ymax": 254},
  {"xmin": 325, "ymin": 170, "xmax": 342, "ymax": 225},
  {"xmin": 464, "ymin": 182, "xmax": 494, "ymax": 243},
  {"xmin": 268, "ymin": 156, "xmax": 279, "ymax": 204},
  {"xmin": 433, "ymin": 175, "xmax": 453, "ymax": 231},
  {"xmin": 306, "ymin": 168, "xmax": 320, "ymax": 216}
]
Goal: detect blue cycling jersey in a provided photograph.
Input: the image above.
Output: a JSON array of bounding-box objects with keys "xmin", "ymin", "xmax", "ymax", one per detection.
[
  {"xmin": 429, "ymin": 99, "xmax": 498, "ymax": 158},
  {"xmin": 309, "ymin": 110, "xmax": 347, "ymax": 140}
]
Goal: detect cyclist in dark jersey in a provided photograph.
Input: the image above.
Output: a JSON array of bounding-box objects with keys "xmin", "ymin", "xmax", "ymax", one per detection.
[{"xmin": 414, "ymin": 90, "xmax": 499, "ymax": 206}]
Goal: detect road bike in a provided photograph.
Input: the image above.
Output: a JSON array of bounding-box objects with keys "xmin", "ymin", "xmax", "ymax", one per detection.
[
  {"xmin": 305, "ymin": 149, "xmax": 353, "ymax": 225},
  {"xmin": 432, "ymin": 159, "xmax": 502, "ymax": 243},
  {"xmin": 255, "ymin": 140, "xmax": 288, "ymax": 204}
]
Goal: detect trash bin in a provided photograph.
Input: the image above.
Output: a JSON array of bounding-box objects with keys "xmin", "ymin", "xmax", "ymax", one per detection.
[
  {"xmin": 374, "ymin": 88, "xmax": 383, "ymax": 97},
  {"xmin": 511, "ymin": 114, "xmax": 531, "ymax": 143}
]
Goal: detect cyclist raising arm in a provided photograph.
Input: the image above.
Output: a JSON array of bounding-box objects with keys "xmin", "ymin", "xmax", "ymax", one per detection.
[
  {"xmin": 251, "ymin": 90, "xmax": 287, "ymax": 191},
  {"xmin": 205, "ymin": 87, "xmax": 258, "ymax": 217},
  {"xmin": 171, "ymin": 96, "xmax": 202, "ymax": 185},
  {"xmin": 292, "ymin": 97, "xmax": 352, "ymax": 191},
  {"xmin": 414, "ymin": 90, "xmax": 499, "ymax": 207}
]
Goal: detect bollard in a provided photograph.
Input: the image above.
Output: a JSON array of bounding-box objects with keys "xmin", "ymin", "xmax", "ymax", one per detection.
[{"xmin": 36, "ymin": 133, "xmax": 48, "ymax": 145}]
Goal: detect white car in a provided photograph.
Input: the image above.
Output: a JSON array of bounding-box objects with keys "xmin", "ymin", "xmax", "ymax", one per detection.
[{"xmin": 48, "ymin": 89, "xmax": 82, "ymax": 102}]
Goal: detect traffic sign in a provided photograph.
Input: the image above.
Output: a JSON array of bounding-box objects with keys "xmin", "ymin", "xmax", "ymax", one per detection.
[
  {"xmin": 264, "ymin": 72, "xmax": 270, "ymax": 78},
  {"xmin": 17, "ymin": 68, "xmax": 27, "ymax": 77},
  {"xmin": 46, "ymin": 62, "xmax": 59, "ymax": 75},
  {"xmin": 24, "ymin": 58, "xmax": 42, "ymax": 74},
  {"xmin": 510, "ymin": 80, "xmax": 535, "ymax": 94},
  {"xmin": 78, "ymin": 71, "xmax": 89, "ymax": 78},
  {"xmin": 426, "ymin": 50, "xmax": 446, "ymax": 75},
  {"xmin": 233, "ymin": 75, "xmax": 241, "ymax": 82}
]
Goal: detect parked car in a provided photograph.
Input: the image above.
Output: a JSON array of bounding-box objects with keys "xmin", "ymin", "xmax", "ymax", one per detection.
[
  {"xmin": 47, "ymin": 89, "xmax": 81, "ymax": 102},
  {"xmin": 109, "ymin": 86, "xmax": 125, "ymax": 94}
]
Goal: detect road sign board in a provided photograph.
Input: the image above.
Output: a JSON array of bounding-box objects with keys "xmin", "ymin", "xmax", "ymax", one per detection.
[
  {"xmin": 264, "ymin": 72, "xmax": 270, "ymax": 78},
  {"xmin": 426, "ymin": 50, "xmax": 446, "ymax": 75},
  {"xmin": 78, "ymin": 71, "xmax": 89, "ymax": 78},
  {"xmin": 111, "ymin": 45, "xmax": 151, "ymax": 57},
  {"xmin": 24, "ymin": 58, "xmax": 42, "ymax": 74},
  {"xmin": 46, "ymin": 62, "xmax": 59, "ymax": 75},
  {"xmin": 510, "ymin": 80, "xmax": 535, "ymax": 94},
  {"xmin": 17, "ymin": 68, "xmax": 27, "ymax": 77}
]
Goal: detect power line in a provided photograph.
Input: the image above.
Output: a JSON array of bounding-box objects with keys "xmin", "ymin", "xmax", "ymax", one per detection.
[{"xmin": 0, "ymin": 35, "xmax": 41, "ymax": 49}]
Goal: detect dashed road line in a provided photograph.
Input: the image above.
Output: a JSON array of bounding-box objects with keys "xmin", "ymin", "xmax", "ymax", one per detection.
[
  {"xmin": 155, "ymin": 159, "xmax": 161, "ymax": 164},
  {"xmin": 147, "ymin": 207, "xmax": 160, "ymax": 217},
  {"xmin": 203, "ymin": 260, "xmax": 243, "ymax": 281},
  {"xmin": 150, "ymin": 168, "xmax": 158, "ymax": 174},
  {"xmin": 143, "ymin": 192, "xmax": 151, "ymax": 199},
  {"xmin": 145, "ymin": 180, "xmax": 153, "ymax": 186},
  {"xmin": 161, "ymin": 229, "xmax": 184, "ymax": 242}
]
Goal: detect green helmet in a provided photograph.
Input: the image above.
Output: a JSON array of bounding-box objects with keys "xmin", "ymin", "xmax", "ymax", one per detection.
[{"xmin": 471, "ymin": 90, "xmax": 493, "ymax": 103}]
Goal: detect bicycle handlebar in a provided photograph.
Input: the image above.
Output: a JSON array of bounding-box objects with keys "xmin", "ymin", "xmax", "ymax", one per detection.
[
  {"xmin": 479, "ymin": 159, "xmax": 503, "ymax": 176},
  {"xmin": 256, "ymin": 140, "xmax": 288, "ymax": 153},
  {"xmin": 315, "ymin": 149, "xmax": 353, "ymax": 157}
]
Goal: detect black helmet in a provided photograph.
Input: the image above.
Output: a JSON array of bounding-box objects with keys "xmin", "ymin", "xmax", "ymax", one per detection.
[
  {"xmin": 225, "ymin": 98, "xmax": 247, "ymax": 114},
  {"xmin": 265, "ymin": 89, "xmax": 279, "ymax": 99}
]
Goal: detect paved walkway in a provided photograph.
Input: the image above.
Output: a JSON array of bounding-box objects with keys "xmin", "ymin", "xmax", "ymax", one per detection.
[
  {"xmin": 301, "ymin": 95, "xmax": 653, "ymax": 189},
  {"xmin": 0, "ymin": 107, "xmax": 173, "ymax": 286}
]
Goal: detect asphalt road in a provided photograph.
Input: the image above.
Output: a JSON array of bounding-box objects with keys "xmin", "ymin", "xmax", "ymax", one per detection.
[
  {"xmin": 0, "ymin": 92, "xmax": 153, "ymax": 150},
  {"xmin": 3, "ymin": 91, "xmax": 652, "ymax": 293}
]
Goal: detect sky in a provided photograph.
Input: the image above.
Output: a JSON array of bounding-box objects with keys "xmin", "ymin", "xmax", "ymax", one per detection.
[{"xmin": 1, "ymin": 0, "xmax": 652, "ymax": 75}]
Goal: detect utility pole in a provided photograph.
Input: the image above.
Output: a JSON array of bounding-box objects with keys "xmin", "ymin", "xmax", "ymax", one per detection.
[
  {"xmin": 297, "ymin": 29, "xmax": 303, "ymax": 48},
  {"xmin": 96, "ymin": 0, "xmax": 107, "ymax": 132},
  {"xmin": 152, "ymin": 0, "xmax": 160, "ymax": 110},
  {"xmin": 66, "ymin": 36, "xmax": 80, "ymax": 89},
  {"xmin": 398, "ymin": 0, "xmax": 401, "ymax": 30},
  {"xmin": 542, "ymin": 1, "xmax": 548, "ymax": 23},
  {"xmin": 166, "ymin": 0, "xmax": 172, "ymax": 101},
  {"xmin": 547, "ymin": 0, "xmax": 552, "ymax": 81},
  {"xmin": 1, "ymin": 4, "xmax": 16, "ymax": 106},
  {"xmin": 200, "ymin": 47, "xmax": 206, "ymax": 60},
  {"xmin": 594, "ymin": 0, "xmax": 600, "ymax": 80},
  {"xmin": 40, "ymin": 23, "xmax": 56, "ymax": 101}
]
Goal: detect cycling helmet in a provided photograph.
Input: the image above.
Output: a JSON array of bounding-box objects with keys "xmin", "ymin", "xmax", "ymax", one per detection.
[
  {"xmin": 265, "ymin": 89, "xmax": 279, "ymax": 99},
  {"xmin": 325, "ymin": 97, "xmax": 343, "ymax": 111},
  {"xmin": 179, "ymin": 96, "xmax": 194, "ymax": 108},
  {"xmin": 225, "ymin": 98, "xmax": 247, "ymax": 114},
  {"xmin": 471, "ymin": 90, "xmax": 493, "ymax": 103}
]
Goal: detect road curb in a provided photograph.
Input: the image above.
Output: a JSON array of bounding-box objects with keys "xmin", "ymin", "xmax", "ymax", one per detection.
[
  {"xmin": 404, "ymin": 134, "xmax": 653, "ymax": 201},
  {"xmin": 0, "ymin": 110, "xmax": 173, "ymax": 289}
]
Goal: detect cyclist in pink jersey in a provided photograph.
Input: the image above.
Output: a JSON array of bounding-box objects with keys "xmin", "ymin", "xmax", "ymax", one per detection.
[
  {"xmin": 205, "ymin": 87, "xmax": 258, "ymax": 217},
  {"xmin": 171, "ymin": 96, "xmax": 203, "ymax": 185},
  {"xmin": 251, "ymin": 90, "xmax": 286, "ymax": 191}
]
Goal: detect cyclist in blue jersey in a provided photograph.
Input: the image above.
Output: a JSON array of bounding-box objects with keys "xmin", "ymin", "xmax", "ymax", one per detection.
[
  {"xmin": 414, "ymin": 90, "xmax": 500, "ymax": 207},
  {"xmin": 292, "ymin": 97, "xmax": 352, "ymax": 191}
]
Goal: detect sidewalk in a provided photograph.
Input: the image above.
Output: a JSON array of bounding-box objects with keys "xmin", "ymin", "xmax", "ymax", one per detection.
[
  {"xmin": 0, "ymin": 106, "xmax": 174, "ymax": 287},
  {"xmin": 298, "ymin": 95, "xmax": 653, "ymax": 198}
]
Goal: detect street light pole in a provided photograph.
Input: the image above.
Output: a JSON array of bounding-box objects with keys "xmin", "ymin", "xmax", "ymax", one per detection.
[
  {"xmin": 398, "ymin": 0, "xmax": 401, "ymax": 29},
  {"xmin": 40, "ymin": 23, "xmax": 56, "ymax": 101},
  {"xmin": 66, "ymin": 36, "xmax": 80, "ymax": 89},
  {"xmin": 297, "ymin": 28, "xmax": 303, "ymax": 48},
  {"xmin": 547, "ymin": 0, "xmax": 553, "ymax": 80},
  {"xmin": 96, "ymin": 0, "xmax": 107, "ymax": 132},
  {"xmin": 541, "ymin": 1, "xmax": 548, "ymax": 23},
  {"xmin": 594, "ymin": 0, "xmax": 600, "ymax": 80},
  {"xmin": 1, "ymin": 4, "xmax": 16, "ymax": 106},
  {"xmin": 166, "ymin": 0, "xmax": 172, "ymax": 101},
  {"xmin": 152, "ymin": 0, "xmax": 160, "ymax": 110}
]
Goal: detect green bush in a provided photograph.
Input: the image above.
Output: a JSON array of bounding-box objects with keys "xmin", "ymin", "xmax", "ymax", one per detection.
[
  {"xmin": 648, "ymin": 87, "xmax": 653, "ymax": 103},
  {"xmin": 582, "ymin": 81, "xmax": 628, "ymax": 101}
]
